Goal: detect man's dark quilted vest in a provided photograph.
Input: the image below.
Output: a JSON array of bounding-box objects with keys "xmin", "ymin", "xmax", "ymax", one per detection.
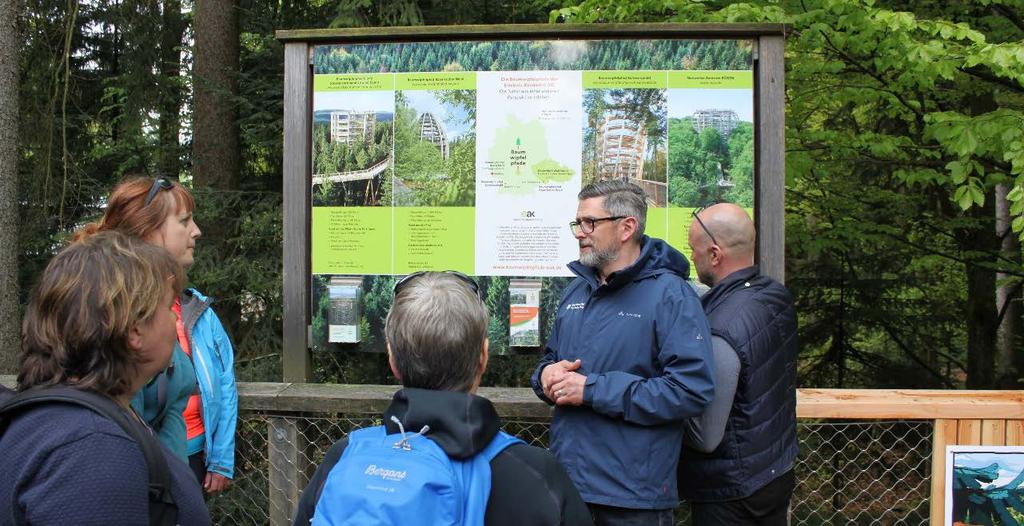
[{"xmin": 677, "ymin": 266, "xmax": 799, "ymax": 502}]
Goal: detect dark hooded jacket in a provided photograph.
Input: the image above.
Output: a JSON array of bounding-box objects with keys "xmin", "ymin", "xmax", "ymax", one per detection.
[
  {"xmin": 530, "ymin": 236, "xmax": 715, "ymax": 510},
  {"xmin": 292, "ymin": 388, "xmax": 592, "ymax": 526}
]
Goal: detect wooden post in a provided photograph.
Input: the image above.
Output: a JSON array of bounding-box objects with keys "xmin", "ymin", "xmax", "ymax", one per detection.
[
  {"xmin": 930, "ymin": 419, "xmax": 958, "ymax": 526},
  {"xmin": 282, "ymin": 41, "xmax": 312, "ymax": 383},
  {"xmin": 268, "ymin": 416, "xmax": 311, "ymax": 526},
  {"xmin": 756, "ymin": 34, "xmax": 786, "ymax": 284}
]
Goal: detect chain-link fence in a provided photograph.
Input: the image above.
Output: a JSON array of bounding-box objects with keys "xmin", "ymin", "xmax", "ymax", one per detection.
[{"xmin": 208, "ymin": 411, "xmax": 932, "ymax": 525}]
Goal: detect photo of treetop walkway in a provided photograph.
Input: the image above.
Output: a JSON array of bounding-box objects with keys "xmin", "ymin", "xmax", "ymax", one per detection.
[{"xmin": 311, "ymin": 158, "xmax": 390, "ymax": 185}]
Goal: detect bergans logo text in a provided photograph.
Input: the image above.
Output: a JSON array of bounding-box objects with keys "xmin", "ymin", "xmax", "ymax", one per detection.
[
  {"xmin": 364, "ymin": 465, "xmax": 407, "ymax": 482},
  {"xmin": 566, "ymin": 303, "xmax": 585, "ymax": 311}
]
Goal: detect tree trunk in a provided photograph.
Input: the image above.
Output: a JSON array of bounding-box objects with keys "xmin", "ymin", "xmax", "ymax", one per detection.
[
  {"xmin": 0, "ymin": 0, "xmax": 21, "ymax": 373},
  {"xmin": 192, "ymin": 0, "xmax": 240, "ymax": 190},
  {"xmin": 995, "ymin": 183, "xmax": 1023, "ymax": 387},
  {"xmin": 157, "ymin": 0, "xmax": 185, "ymax": 178},
  {"xmin": 962, "ymin": 197, "xmax": 1000, "ymax": 388}
]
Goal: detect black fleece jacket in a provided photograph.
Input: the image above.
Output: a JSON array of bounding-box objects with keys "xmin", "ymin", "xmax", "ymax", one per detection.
[{"xmin": 293, "ymin": 388, "xmax": 593, "ymax": 526}]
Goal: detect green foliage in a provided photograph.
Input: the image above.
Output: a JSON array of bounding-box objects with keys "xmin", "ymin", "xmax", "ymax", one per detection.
[
  {"xmin": 312, "ymin": 39, "xmax": 751, "ymax": 74},
  {"xmin": 188, "ymin": 190, "xmax": 283, "ymax": 382},
  {"xmin": 392, "ymin": 91, "xmax": 476, "ymax": 206},
  {"xmin": 667, "ymin": 118, "xmax": 754, "ymax": 207},
  {"xmin": 558, "ymin": 0, "xmax": 1024, "ymax": 387}
]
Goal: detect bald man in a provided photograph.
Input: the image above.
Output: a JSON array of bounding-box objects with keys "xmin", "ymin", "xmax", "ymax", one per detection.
[{"xmin": 676, "ymin": 203, "xmax": 799, "ymax": 526}]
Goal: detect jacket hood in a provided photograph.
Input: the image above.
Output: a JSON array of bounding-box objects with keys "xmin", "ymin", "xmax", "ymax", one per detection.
[
  {"xmin": 569, "ymin": 236, "xmax": 691, "ymax": 289},
  {"xmin": 384, "ymin": 388, "xmax": 500, "ymax": 460}
]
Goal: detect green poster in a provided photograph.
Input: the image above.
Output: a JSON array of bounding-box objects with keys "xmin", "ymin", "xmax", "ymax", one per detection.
[
  {"xmin": 668, "ymin": 70, "xmax": 754, "ymax": 89},
  {"xmin": 394, "ymin": 207, "xmax": 474, "ymax": 274},
  {"xmin": 311, "ymin": 207, "xmax": 393, "ymax": 274},
  {"xmin": 646, "ymin": 207, "xmax": 668, "ymax": 242},
  {"xmin": 395, "ymin": 72, "xmax": 476, "ymax": 90},
  {"xmin": 667, "ymin": 207, "xmax": 695, "ymax": 261},
  {"xmin": 314, "ymin": 73, "xmax": 395, "ymax": 91},
  {"xmin": 582, "ymin": 71, "xmax": 667, "ymax": 89}
]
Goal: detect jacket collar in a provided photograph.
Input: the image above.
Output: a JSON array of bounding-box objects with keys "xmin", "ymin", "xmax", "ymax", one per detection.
[
  {"xmin": 702, "ymin": 266, "xmax": 761, "ymax": 314},
  {"xmin": 179, "ymin": 289, "xmax": 212, "ymax": 336},
  {"xmin": 384, "ymin": 388, "xmax": 500, "ymax": 460},
  {"xmin": 568, "ymin": 236, "xmax": 688, "ymax": 292}
]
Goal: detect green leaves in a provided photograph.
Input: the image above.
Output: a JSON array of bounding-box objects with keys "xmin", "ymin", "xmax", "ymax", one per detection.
[{"xmin": 953, "ymin": 179, "xmax": 985, "ymax": 210}]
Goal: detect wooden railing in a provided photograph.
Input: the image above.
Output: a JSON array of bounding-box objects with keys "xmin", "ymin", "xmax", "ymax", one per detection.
[
  {"xmin": 4, "ymin": 375, "xmax": 1021, "ymax": 526},
  {"xmin": 242, "ymin": 384, "xmax": 1024, "ymax": 525}
]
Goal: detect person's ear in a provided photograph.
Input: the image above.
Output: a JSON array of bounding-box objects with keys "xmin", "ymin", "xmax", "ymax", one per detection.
[
  {"xmin": 710, "ymin": 244, "xmax": 724, "ymax": 266},
  {"xmin": 479, "ymin": 338, "xmax": 490, "ymax": 376},
  {"xmin": 620, "ymin": 216, "xmax": 638, "ymax": 243},
  {"xmin": 387, "ymin": 343, "xmax": 401, "ymax": 381},
  {"xmin": 127, "ymin": 322, "xmax": 145, "ymax": 353}
]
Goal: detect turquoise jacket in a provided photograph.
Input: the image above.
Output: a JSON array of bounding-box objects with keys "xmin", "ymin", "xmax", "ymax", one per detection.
[
  {"xmin": 133, "ymin": 288, "xmax": 238, "ymax": 478},
  {"xmin": 132, "ymin": 344, "xmax": 196, "ymax": 463}
]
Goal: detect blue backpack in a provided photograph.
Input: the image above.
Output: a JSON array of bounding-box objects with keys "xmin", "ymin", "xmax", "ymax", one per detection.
[{"xmin": 312, "ymin": 417, "xmax": 523, "ymax": 526}]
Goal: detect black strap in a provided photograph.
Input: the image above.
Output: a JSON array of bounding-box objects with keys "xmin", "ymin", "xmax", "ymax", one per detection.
[{"xmin": 0, "ymin": 386, "xmax": 178, "ymax": 526}]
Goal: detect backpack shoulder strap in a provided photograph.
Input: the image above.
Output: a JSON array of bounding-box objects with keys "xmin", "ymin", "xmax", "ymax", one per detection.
[
  {"xmin": 460, "ymin": 431, "xmax": 526, "ymax": 526},
  {"xmin": 0, "ymin": 386, "xmax": 178, "ymax": 526},
  {"xmin": 477, "ymin": 431, "xmax": 525, "ymax": 463}
]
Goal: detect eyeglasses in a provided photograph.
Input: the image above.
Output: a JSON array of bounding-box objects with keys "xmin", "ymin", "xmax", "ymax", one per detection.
[
  {"xmin": 569, "ymin": 216, "xmax": 624, "ymax": 235},
  {"xmin": 691, "ymin": 206, "xmax": 719, "ymax": 246},
  {"xmin": 144, "ymin": 178, "xmax": 175, "ymax": 207},
  {"xmin": 393, "ymin": 270, "xmax": 481, "ymax": 299}
]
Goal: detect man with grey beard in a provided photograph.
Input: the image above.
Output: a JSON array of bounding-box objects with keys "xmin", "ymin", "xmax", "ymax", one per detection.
[{"xmin": 532, "ymin": 180, "xmax": 715, "ymax": 526}]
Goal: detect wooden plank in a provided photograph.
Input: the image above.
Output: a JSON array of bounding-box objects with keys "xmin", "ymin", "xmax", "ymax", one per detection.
[
  {"xmin": 756, "ymin": 35, "xmax": 786, "ymax": 283},
  {"xmin": 796, "ymin": 389, "xmax": 1024, "ymax": 419},
  {"xmin": 981, "ymin": 419, "xmax": 1006, "ymax": 445},
  {"xmin": 958, "ymin": 419, "xmax": 982, "ymax": 445},
  {"xmin": 282, "ymin": 42, "xmax": 312, "ymax": 383},
  {"xmin": 1007, "ymin": 420, "xmax": 1024, "ymax": 446},
  {"xmin": 239, "ymin": 384, "xmax": 1024, "ymax": 420},
  {"xmin": 930, "ymin": 419, "xmax": 958, "ymax": 526},
  {"xmin": 267, "ymin": 417, "xmax": 311, "ymax": 526},
  {"xmin": 236, "ymin": 384, "xmax": 1024, "ymax": 420},
  {"xmin": 238, "ymin": 382, "xmax": 553, "ymax": 419},
  {"xmin": 275, "ymin": 23, "xmax": 787, "ymax": 43}
]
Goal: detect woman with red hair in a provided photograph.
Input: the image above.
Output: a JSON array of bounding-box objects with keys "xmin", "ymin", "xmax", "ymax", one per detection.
[{"xmin": 72, "ymin": 176, "xmax": 238, "ymax": 494}]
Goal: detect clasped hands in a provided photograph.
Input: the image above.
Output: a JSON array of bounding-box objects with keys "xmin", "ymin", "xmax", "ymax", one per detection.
[{"xmin": 540, "ymin": 359, "xmax": 586, "ymax": 406}]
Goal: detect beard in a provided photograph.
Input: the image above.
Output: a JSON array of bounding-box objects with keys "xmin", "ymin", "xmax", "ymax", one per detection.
[
  {"xmin": 579, "ymin": 243, "xmax": 619, "ymax": 269},
  {"xmin": 697, "ymin": 266, "xmax": 716, "ymax": 287}
]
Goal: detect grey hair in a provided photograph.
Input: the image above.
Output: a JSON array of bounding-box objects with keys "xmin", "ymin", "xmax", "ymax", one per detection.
[
  {"xmin": 385, "ymin": 272, "xmax": 488, "ymax": 392},
  {"xmin": 578, "ymin": 180, "xmax": 647, "ymax": 241}
]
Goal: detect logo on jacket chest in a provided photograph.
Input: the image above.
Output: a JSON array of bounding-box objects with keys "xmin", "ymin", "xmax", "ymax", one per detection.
[
  {"xmin": 617, "ymin": 311, "xmax": 642, "ymax": 319},
  {"xmin": 565, "ymin": 302, "xmax": 585, "ymax": 311}
]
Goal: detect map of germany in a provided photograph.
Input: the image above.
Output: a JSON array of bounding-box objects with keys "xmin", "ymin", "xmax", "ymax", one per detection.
[{"xmin": 486, "ymin": 115, "xmax": 574, "ymax": 194}]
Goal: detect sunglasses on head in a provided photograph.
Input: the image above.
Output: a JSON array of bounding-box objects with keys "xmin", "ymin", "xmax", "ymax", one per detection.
[
  {"xmin": 393, "ymin": 270, "xmax": 481, "ymax": 299},
  {"xmin": 144, "ymin": 178, "xmax": 175, "ymax": 207},
  {"xmin": 692, "ymin": 205, "xmax": 719, "ymax": 246}
]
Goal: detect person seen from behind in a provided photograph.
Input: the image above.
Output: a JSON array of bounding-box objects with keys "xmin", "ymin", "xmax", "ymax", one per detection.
[{"xmin": 293, "ymin": 271, "xmax": 592, "ymax": 526}]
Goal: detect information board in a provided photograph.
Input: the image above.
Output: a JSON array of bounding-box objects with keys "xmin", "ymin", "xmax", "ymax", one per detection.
[{"xmin": 308, "ymin": 38, "xmax": 755, "ymax": 353}]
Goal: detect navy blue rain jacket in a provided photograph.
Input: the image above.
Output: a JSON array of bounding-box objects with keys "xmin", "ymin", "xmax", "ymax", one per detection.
[{"xmin": 531, "ymin": 236, "xmax": 715, "ymax": 510}]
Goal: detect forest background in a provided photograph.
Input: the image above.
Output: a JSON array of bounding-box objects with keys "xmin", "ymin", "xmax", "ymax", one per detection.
[{"xmin": 0, "ymin": 0, "xmax": 1022, "ymax": 390}]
